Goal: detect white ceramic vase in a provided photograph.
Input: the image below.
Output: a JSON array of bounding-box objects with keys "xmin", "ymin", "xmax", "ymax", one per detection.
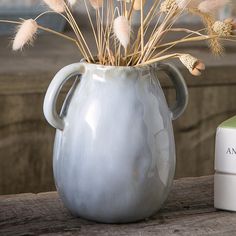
[{"xmin": 43, "ymin": 62, "xmax": 188, "ymax": 223}]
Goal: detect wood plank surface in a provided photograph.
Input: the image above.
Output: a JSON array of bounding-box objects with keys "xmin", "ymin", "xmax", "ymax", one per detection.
[{"xmin": 1, "ymin": 176, "xmax": 236, "ymax": 236}]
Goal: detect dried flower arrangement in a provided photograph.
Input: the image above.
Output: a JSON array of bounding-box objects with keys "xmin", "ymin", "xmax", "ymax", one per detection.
[{"xmin": 0, "ymin": 0, "xmax": 235, "ymax": 76}]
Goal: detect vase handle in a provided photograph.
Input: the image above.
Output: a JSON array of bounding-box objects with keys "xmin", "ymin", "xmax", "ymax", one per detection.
[
  {"xmin": 43, "ymin": 63, "xmax": 86, "ymax": 130},
  {"xmin": 158, "ymin": 63, "xmax": 188, "ymax": 120}
]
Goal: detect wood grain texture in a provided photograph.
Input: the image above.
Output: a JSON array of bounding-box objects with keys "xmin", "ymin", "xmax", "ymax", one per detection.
[
  {"xmin": 172, "ymin": 85, "xmax": 236, "ymax": 178},
  {"xmin": 0, "ymin": 34, "xmax": 236, "ymax": 194},
  {"xmin": 0, "ymin": 92, "xmax": 68, "ymax": 194},
  {"xmin": 1, "ymin": 176, "xmax": 236, "ymax": 236}
]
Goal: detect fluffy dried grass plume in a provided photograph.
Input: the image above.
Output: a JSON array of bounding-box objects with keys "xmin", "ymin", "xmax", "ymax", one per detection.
[
  {"xmin": 12, "ymin": 19, "xmax": 38, "ymax": 51},
  {"xmin": 89, "ymin": 0, "xmax": 103, "ymax": 9},
  {"xmin": 43, "ymin": 0, "xmax": 65, "ymax": 13},
  {"xmin": 67, "ymin": 0, "xmax": 77, "ymax": 6},
  {"xmin": 113, "ymin": 16, "xmax": 131, "ymax": 49},
  {"xmin": 179, "ymin": 54, "xmax": 205, "ymax": 76},
  {"xmin": 198, "ymin": 0, "xmax": 229, "ymax": 13}
]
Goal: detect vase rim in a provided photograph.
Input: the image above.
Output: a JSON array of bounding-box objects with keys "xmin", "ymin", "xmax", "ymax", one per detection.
[{"xmin": 80, "ymin": 59, "xmax": 159, "ymax": 71}]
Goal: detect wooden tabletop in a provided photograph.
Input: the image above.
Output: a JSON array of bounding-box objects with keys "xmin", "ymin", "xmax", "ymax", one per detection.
[{"xmin": 1, "ymin": 175, "xmax": 236, "ymax": 236}]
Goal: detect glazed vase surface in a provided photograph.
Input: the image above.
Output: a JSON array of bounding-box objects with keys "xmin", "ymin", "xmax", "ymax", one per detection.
[{"xmin": 43, "ymin": 62, "xmax": 188, "ymax": 223}]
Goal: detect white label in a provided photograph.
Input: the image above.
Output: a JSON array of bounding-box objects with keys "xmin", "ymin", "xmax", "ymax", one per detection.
[{"xmin": 215, "ymin": 127, "xmax": 236, "ymax": 173}]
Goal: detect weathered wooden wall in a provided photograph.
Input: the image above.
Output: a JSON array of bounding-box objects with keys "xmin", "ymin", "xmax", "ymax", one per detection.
[
  {"xmin": 162, "ymin": 64, "xmax": 236, "ymax": 178},
  {"xmin": 0, "ymin": 35, "xmax": 235, "ymax": 194},
  {"xmin": 173, "ymin": 84, "xmax": 236, "ymax": 177}
]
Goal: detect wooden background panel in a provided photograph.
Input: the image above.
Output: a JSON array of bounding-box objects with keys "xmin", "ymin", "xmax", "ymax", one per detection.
[
  {"xmin": 0, "ymin": 93, "xmax": 53, "ymax": 194},
  {"xmin": 0, "ymin": 85, "xmax": 79, "ymax": 195},
  {"xmin": 172, "ymin": 85, "xmax": 236, "ymax": 178},
  {"xmin": 0, "ymin": 121, "xmax": 54, "ymax": 194}
]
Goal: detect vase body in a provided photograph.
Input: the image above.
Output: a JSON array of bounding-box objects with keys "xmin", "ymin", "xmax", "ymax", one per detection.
[{"xmin": 44, "ymin": 63, "xmax": 188, "ymax": 223}]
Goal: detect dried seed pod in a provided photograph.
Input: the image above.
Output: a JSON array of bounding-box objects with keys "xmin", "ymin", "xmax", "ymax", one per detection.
[
  {"xmin": 13, "ymin": 19, "xmax": 38, "ymax": 51},
  {"xmin": 179, "ymin": 54, "xmax": 205, "ymax": 76},
  {"xmin": 133, "ymin": 0, "xmax": 146, "ymax": 11},
  {"xmin": 160, "ymin": 0, "xmax": 178, "ymax": 13},
  {"xmin": 212, "ymin": 20, "xmax": 233, "ymax": 37},
  {"xmin": 232, "ymin": 23, "xmax": 236, "ymax": 31},
  {"xmin": 191, "ymin": 61, "xmax": 206, "ymax": 76}
]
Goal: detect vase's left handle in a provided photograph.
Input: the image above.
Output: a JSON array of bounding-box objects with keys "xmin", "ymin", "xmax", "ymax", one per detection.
[{"xmin": 43, "ymin": 63, "xmax": 86, "ymax": 130}]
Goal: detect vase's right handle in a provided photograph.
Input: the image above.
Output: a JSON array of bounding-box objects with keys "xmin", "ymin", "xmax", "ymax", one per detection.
[
  {"xmin": 43, "ymin": 62, "xmax": 86, "ymax": 130},
  {"xmin": 158, "ymin": 63, "xmax": 189, "ymax": 120}
]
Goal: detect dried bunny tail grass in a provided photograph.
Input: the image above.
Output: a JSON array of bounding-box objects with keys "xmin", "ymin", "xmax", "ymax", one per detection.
[
  {"xmin": 43, "ymin": 0, "xmax": 65, "ymax": 13},
  {"xmin": 12, "ymin": 19, "xmax": 38, "ymax": 51},
  {"xmin": 67, "ymin": 0, "xmax": 77, "ymax": 6},
  {"xmin": 113, "ymin": 16, "xmax": 131, "ymax": 49},
  {"xmin": 198, "ymin": 0, "xmax": 230, "ymax": 13},
  {"xmin": 188, "ymin": 8, "xmax": 223, "ymax": 55},
  {"xmin": 179, "ymin": 54, "xmax": 205, "ymax": 76},
  {"xmin": 88, "ymin": 0, "xmax": 103, "ymax": 9}
]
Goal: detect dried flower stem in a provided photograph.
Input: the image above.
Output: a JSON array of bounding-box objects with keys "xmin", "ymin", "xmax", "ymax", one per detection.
[
  {"xmin": 136, "ymin": 53, "xmax": 181, "ymax": 66},
  {"xmin": 26, "ymin": 9, "xmax": 90, "ymax": 58},
  {"xmin": 127, "ymin": 33, "xmax": 211, "ymax": 60},
  {"xmin": 65, "ymin": 5, "xmax": 94, "ymax": 62},
  {"xmin": 0, "ymin": 19, "xmax": 77, "ymax": 43},
  {"xmin": 83, "ymin": 0, "xmax": 99, "ymax": 53},
  {"xmin": 137, "ymin": 9, "xmax": 174, "ymax": 64},
  {"xmin": 153, "ymin": 32, "xmax": 208, "ymax": 59},
  {"xmin": 132, "ymin": 0, "xmax": 160, "ymax": 56},
  {"xmin": 140, "ymin": 0, "xmax": 144, "ymax": 54},
  {"xmin": 128, "ymin": 0, "xmax": 136, "ymax": 20},
  {"xmin": 143, "ymin": 3, "xmax": 187, "ymax": 62}
]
